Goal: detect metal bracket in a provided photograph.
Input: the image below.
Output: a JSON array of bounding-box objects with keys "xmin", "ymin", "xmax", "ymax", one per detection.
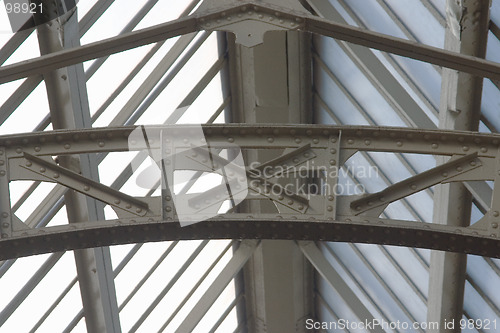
[{"xmin": 195, "ymin": 1, "xmax": 309, "ymax": 47}]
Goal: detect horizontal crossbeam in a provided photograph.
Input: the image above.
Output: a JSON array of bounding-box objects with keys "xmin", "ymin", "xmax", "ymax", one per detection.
[{"xmin": 0, "ymin": 214, "xmax": 498, "ymax": 260}]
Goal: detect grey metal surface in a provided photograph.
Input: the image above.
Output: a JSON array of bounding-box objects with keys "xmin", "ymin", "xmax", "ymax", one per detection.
[
  {"xmin": 427, "ymin": 0, "xmax": 490, "ymax": 331},
  {"xmin": 0, "ymin": 125, "xmax": 499, "ymax": 259},
  {"xmin": 3, "ymin": 1, "xmax": 500, "ymax": 84},
  {"xmin": 1, "ymin": 0, "xmax": 500, "ymax": 331}
]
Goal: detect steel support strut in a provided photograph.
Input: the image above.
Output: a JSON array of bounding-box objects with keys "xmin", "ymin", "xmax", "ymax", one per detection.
[
  {"xmin": 34, "ymin": 6, "xmax": 121, "ymax": 333},
  {"xmin": 224, "ymin": 12, "xmax": 314, "ymax": 330},
  {"xmin": 427, "ymin": 1, "xmax": 490, "ymax": 331}
]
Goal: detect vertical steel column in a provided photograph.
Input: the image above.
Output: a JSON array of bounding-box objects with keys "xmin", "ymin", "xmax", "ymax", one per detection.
[
  {"xmin": 226, "ymin": 19, "xmax": 313, "ymax": 331},
  {"xmin": 427, "ymin": 0, "xmax": 490, "ymax": 331},
  {"xmin": 35, "ymin": 5, "xmax": 121, "ymax": 333}
]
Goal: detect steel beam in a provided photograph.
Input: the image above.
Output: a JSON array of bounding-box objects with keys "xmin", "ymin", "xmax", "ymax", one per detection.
[
  {"xmin": 176, "ymin": 240, "xmax": 258, "ymax": 332},
  {"xmin": 0, "ymin": 125, "xmax": 500, "ymax": 259},
  {"xmin": 225, "ymin": 18, "xmax": 314, "ymax": 331},
  {"xmin": 34, "ymin": 6, "xmax": 121, "ymax": 333},
  {"xmin": 299, "ymin": 241, "xmax": 384, "ymax": 333},
  {"xmin": 306, "ymin": 0, "xmax": 436, "ymax": 129},
  {"xmin": 427, "ymin": 1, "xmax": 490, "ymax": 331},
  {"xmin": 3, "ymin": 1, "xmax": 500, "ymax": 84}
]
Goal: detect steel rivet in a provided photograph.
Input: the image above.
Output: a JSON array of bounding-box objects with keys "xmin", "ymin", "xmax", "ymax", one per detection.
[
  {"xmin": 328, "ymin": 195, "xmax": 334, "ymax": 201},
  {"xmin": 267, "ymin": 137, "xmax": 274, "ymax": 143},
  {"xmin": 98, "ymin": 141, "xmax": 105, "ymax": 147},
  {"xmin": 288, "ymin": 200, "xmax": 293, "ymax": 205},
  {"xmin": 442, "ymin": 172, "xmax": 448, "ymax": 177},
  {"xmin": 278, "ymin": 195, "xmax": 284, "ymax": 200},
  {"xmin": 64, "ymin": 144, "xmax": 71, "ymax": 149},
  {"xmin": 34, "ymin": 146, "xmax": 41, "ymax": 152},
  {"xmin": 470, "ymin": 161, "xmax": 476, "ymax": 166},
  {"xmin": 396, "ymin": 141, "xmax": 403, "ymax": 147},
  {"xmin": 126, "ymin": 204, "xmax": 132, "ymax": 209},
  {"xmin": 84, "ymin": 185, "xmax": 90, "ymax": 191},
  {"xmin": 410, "ymin": 184, "xmax": 417, "ymax": 190},
  {"xmin": 463, "ymin": 146, "xmax": 469, "ymax": 151},
  {"xmin": 53, "ymin": 173, "xmax": 59, "ymax": 178},
  {"xmin": 39, "ymin": 167, "xmax": 46, "ymax": 173},
  {"xmin": 2, "ymin": 212, "xmax": 8, "ymax": 218},
  {"xmin": 492, "ymin": 222, "xmax": 498, "ymax": 228},
  {"xmin": 228, "ymin": 137, "xmax": 234, "ymax": 143},
  {"xmin": 493, "ymin": 211, "xmax": 499, "ymax": 217},
  {"xmin": 136, "ymin": 208, "xmax": 142, "ymax": 213},
  {"xmin": 165, "ymin": 206, "xmax": 172, "ymax": 212},
  {"xmin": 313, "ymin": 138, "xmax": 319, "ymax": 144},
  {"xmin": 481, "ymin": 147, "xmax": 488, "ymax": 153},
  {"xmin": 25, "ymin": 161, "xmax": 32, "ymax": 167},
  {"xmin": 327, "ymin": 206, "xmax": 333, "ymax": 211},
  {"xmin": 16, "ymin": 148, "xmax": 22, "ymax": 154},
  {"xmin": 364, "ymin": 139, "xmax": 371, "ymax": 145},
  {"xmin": 456, "ymin": 166, "xmax": 463, "ymax": 171},
  {"xmin": 330, "ymin": 148, "xmax": 337, "ymax": 154},
  {"xmin": 114, "ymin": 199, "xmax": 121, "ymax": 204},
  {"xmin": 431, "ymin": 143, "xmax": 438, "ymax": 149},
  {"xmin": 329, "ymin": 160, "xmax": 336, "ymax": 165},
  {"xmin": 295, "ymin": 138, "xmax": 301, "ymax": 143},
  {"xmin": 347, "ymin": 139, "xmax": 354, "ymax": 144}
]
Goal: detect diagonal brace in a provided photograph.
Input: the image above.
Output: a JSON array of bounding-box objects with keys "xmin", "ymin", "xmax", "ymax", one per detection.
[
  {"xmin": 350, "ymin": 153, "xmax": 481, "ymax": 216},
  {"xmin": 19, "ymin": 153, "xmax": 148, "ymax": 216}
]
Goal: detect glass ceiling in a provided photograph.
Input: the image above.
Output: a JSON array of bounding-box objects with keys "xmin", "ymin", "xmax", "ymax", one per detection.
[
  {"xmin": 314, "ymin": 0, "xmax": 500, "ymax": 331},
  {"xmin": 0, "ymin": 0, "xmax": 499, "ymax": 332}
]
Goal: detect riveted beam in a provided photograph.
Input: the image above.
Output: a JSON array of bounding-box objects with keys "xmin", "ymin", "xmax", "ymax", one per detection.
[
  {"xmin": 12, "ymin": 153, "xmax": 149, "ymax": 216},
  {"xmin": 0, "ymin": 125, "xmax": 500, "ymax": 259},
  {"xmin": 3, "ymin": 1, "xmax": 500, "ymax": 84},
  {"xmin": 427, "ymin": 0, "xmax": 490, "ymax": 331},
  {"xmin": 34, "ymin": 5, "xmax": 121, "ymax": 332}
]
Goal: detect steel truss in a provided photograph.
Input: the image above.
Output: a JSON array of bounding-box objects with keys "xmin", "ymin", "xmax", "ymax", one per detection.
[{"xmin": 0, "ymin": 124, "xmax": 499, "ymax": 259}]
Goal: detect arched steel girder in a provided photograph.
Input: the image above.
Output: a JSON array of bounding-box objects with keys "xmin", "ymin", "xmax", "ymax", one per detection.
[{"xmin": 0, "ymin": 124, "xmax": 499, "ymax": 259}]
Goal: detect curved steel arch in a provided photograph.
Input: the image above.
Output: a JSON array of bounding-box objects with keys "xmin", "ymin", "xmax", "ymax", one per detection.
[{"xmin": 0, "ymin": 124, "xmax": 499, "ymax": 259}]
